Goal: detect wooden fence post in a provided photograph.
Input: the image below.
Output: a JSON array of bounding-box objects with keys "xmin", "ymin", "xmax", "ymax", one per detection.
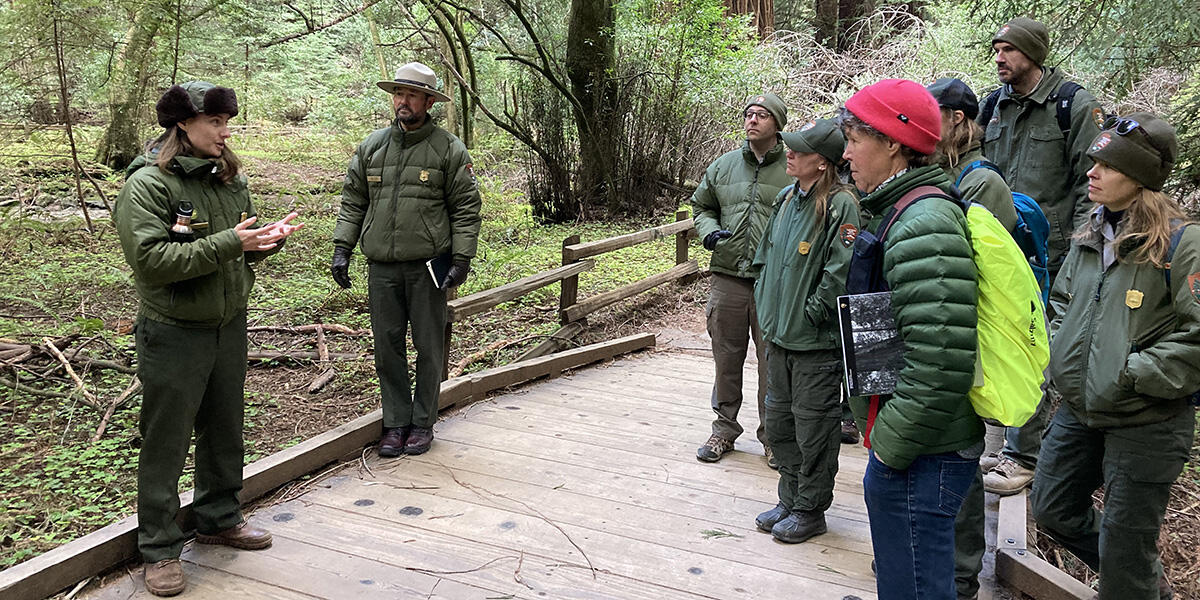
[
  {"xmin": 675, "ymin": 209, "xmax": 688, "ymax": 265},
  {"xmin": 560, "ymin": 234, "xmax": 580, "ymax": 324}
]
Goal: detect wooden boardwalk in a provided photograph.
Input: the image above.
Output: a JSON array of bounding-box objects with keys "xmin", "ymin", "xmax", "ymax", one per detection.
[{"xmin": 82, "ymin": 350, "xmax": 877, "ymax": 600}]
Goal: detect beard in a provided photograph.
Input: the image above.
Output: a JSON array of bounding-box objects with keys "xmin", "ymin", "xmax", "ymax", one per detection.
[{"xmin": 396, "ymin": 107, "xmax": 426, "ymax": 127}]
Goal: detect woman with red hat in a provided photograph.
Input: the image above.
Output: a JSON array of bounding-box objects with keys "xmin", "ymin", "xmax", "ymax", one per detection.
[{"xmin": 838, "ymin": 79, "xmax": 983, "ymax": 600}]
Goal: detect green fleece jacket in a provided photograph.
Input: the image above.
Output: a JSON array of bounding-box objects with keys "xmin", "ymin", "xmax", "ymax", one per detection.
[
  {"xmin": 1048, "ymin": 209, "xmax": 1200, "ymax": 428},
  {"xmin": 691, "ymin": 139, "xmax": 791, "ymax": 279},
  {"xmin": 979, "ymin": 67, "xmax": 1103, "ymax": 273},
  {"xmin": 849, "ymin": 166, "xmax": 983, "ymax": 470},
  {"xmin": 334, "ymin": 117, "xmax": 481, "ymax": 263},
  {"xmin": 753, "ymin": 184, "xmax": 860, "ymax": 351},
  {"xmin": 114, "ymin": 155, "xmax": 279, "ymax": 327}
]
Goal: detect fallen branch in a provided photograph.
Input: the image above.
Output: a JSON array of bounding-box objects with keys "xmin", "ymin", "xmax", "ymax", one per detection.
[
  {"xmin": 449, "ymin": 335, "xmax": 544, "ymax": 378},
  {"xmin": 307, "ymin": 369, "xmax": 336, "ymax": 393},
  {"xmin": 43, "ymin": 337, "xmax": 101, "ymax": 409},
  {"xmin": 247, "ymin": 350, "xmax": 367, "ymax": 363},
  {"xmin": 91, "ymin": 376, "xmax": 141, "ymax": 442},
  {"xmin": 247, "ymin": 324, "xmax": 369, "ymax": 336},
  {"xmin": 0, "ymin": 375, "xmax": 71, "ymax": 399}
]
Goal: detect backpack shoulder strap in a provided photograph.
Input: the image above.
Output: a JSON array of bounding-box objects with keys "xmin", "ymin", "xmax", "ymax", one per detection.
[
  {"xmin": 955, "ymin": 159, "xmax": 1003, "ymax": 187},
  {"xmin": 978, "ymin": 89, "xmax": 1002, "ymax": 127},
  {"xmin": 1165, "ymin": 220, "xmax": 1189, "ymax": 288},
  {"xmin": 1053, "ymin": 81, "xmax": 1083, "ymax": 137},
  {"xmin": 877, "ymin": 185, "xmax": 951, "ymax": 242}
]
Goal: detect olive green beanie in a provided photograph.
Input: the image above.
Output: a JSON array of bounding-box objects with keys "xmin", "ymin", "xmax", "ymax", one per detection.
[
  {"xmin": 746, "ymin": 92, "xmax": 788, "ymax": 129},
  {"xmin": 1086, "ymin": 112, "xmax": 1177, "ymax": 191},
  {"xmin": 992, "ymin": 17, "xmax": 1050, "ymax": 66}
]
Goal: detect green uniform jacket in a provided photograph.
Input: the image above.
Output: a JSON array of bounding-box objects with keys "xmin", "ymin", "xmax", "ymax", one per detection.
[
  {"xmin": 752, "ymin": 185, "xmax": 860, "ymax": 351},
  {"xmin": 114, "ymin": 155, "xmax": 278, "ymax": 328},
  {"xmin": 979, "ymin": 68, "xmax": 1102, "ymax": 272},
  {"xmin": 1048, "ymin": 213, "xmax": 1200, "ymax": 429},
  {"xmin": 334, "ymin": 118, "xmax": 481, "ymax": 263},
  {"xmin": 849, "ymin": 166, "xmax": 983, "ymax": 470},
  {"xmin": 691, "ymin": 140, "xmax": 790, "ymax": 279},
  {"xmin": 945, "ymin": 144, "xmax": 1018, "ymax": 232}
]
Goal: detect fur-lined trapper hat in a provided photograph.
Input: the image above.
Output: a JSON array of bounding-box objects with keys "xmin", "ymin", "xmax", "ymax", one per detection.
[{"xmin": 156, "ymin": 81, "xmax": 239, "ymax": 128}]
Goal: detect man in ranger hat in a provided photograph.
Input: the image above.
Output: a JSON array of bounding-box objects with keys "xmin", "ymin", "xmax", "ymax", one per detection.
[
  {"xmin": 975, "ymin": 17, "xmax": 1105, "ymax": 499},
  {"xmin": 691, "ymin": 93, "xmax": 791, "ymax": 467},
  {"xmin": 331, "ymin": 62, "xmax": 481, "ymax": 458}
]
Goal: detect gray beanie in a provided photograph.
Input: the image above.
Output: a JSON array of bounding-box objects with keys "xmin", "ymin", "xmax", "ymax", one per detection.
[
  {"xmin": 1086, "ymin": 112, "xmax": 1177, "ymax": 191},
  {"xmin": 992, "ymin": 17, "xmax": 1050, "ymax": 66}
]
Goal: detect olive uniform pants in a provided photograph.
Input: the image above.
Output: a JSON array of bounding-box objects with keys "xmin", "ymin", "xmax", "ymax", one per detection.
[
  {"xmin": 136, "ymin": 314, "xmax": 248, "ymax": 562},
  {"xmin": 368, "ymin": 260, "xmax": 447, "ymax": 430},
  {"xmin": 706, "ymin": 273, "xmax": 768, "ymax": 446},
  {"xmin": 1031, "ymin": 406, "xmax": 1193, "ymax": 600},
  {"xmin": 764, "ymin": 343, "xmax": 842, "ymax": 512}
]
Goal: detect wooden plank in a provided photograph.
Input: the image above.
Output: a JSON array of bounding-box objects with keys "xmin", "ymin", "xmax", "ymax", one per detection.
[
  {"xmin": 675, "ymin": 209, "xmax": 690, "ymax": 265},
  {"xmin": 438, "ymin": 333, "xmax": 656, "ymax": 409},
  {"xmin": 995, "ymin": 549, "xmax": 1095, "ymax": 600},
  {"xmin": 562, "ymin": 260, "xmax": 698, "ymax": 322},
  {"xmin": 0, "ymin": 407, "xmax": 388, "ymax": 600},
  {"xmin": 563, "ymin": 219, "xmax": 695, "ymax": 262},
  {"xmin": 448, "ymin": 260, "xmax": 594, "ymax": 322},
  {"xmin": 300, "ymin": 482, "xmax": 875, "ymax": 599},
  {"xmin": 79, "ymin": 561, "xmax": 321, "ymax": 599},
  {"xmin": 560, "ymin": 234, "xmax": 581, "ymax": 325},
  {"xmin": 512, "ymin": 321, "xmax": 584, "ymax": 363},
  {"xmin": 995, "ymin": 490, "xmax": 1027, "ymax": 551}
]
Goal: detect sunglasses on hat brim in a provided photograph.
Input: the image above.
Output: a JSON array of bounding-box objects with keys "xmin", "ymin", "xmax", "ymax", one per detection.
[{"xmin": 1103, "ymin": 116, "xmax": 1168, "ymax": 159}]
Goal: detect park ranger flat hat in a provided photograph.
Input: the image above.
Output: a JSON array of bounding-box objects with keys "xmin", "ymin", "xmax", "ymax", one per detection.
[{"xmin": 376, "ymin": 62, "xmax": 452, "ymax": 103}]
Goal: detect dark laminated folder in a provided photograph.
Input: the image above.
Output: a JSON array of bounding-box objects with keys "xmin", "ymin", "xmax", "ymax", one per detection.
[
  {"xmin": 837, "ymin": 292, "xmax": 905, "ymax": 397},
  {"xmin": 426, "ymin": 252, "xmax": 453, "ymax": 289}
]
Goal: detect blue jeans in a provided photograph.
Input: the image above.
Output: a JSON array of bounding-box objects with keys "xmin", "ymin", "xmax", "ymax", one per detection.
[{"xmin": 864, "ymin": 450, "xmax": 978, "ymax": 600}]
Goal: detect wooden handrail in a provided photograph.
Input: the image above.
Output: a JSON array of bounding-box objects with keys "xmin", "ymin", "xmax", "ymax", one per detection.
[
  {"xmin": 562, "ymin": 218, "xmax": 694, "ymax": 262},
  {"xmin": 448, "ymin": 260, "xmax": 594, "ymax": 322},
  {"xmin": 561, "ymin": 260, "xmax": 698, "ymax": 323}
]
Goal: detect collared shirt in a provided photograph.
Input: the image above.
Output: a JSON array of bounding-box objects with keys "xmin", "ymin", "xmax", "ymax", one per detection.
[{"xmin": 1087, "ymin": 204, "xmax": 1120, "ymax": 271}]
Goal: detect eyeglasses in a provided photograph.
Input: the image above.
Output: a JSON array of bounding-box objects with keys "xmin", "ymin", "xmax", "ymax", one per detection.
[{"xmin": 744, "ymin": 110, "xmax": 772, "ymax": 122}]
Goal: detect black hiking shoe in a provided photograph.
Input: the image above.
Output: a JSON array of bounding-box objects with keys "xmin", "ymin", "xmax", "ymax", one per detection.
[
  {"xmin": 755, "ymin": 503, "xmax": 790, "ymax": 532},
  {"xmin": 771, "ymin": 510, "xmax": 827, "ymax": 544},
  {"xmin": 696, "ymin": 434, "xmax": 733, "ymax": 462}
]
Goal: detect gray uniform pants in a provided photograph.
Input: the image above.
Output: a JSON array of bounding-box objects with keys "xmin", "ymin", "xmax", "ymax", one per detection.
[
  {"xmin": 764, "ymin": 343, "xmax": 842, "ymax": 512},
  {"xmin": 706, "ymin": 273, "xmax": 768, "ymax": 446},
  {"xmin": 136, "ymin": 315, "xmax": 247, "ymax": 562},
  {"xmin": 1030, "ymin": 405, "xmax": 1192, "ymax": 600},
  {"xmin": 368, "ymin": 260, "xmax": 447, "ymax": 429}
]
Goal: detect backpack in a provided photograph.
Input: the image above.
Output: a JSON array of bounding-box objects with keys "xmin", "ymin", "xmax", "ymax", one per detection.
[
  {"xmin": 847, "ymin": 186, "xmax": 1049, "ymax": 427},
  {"xmin": 979, "ymin": 81, "xmax": 1084, "ymax": 136},
  {"xmin": 955, "ymin": 159, "xmax": 1051, "ymax": 304}
]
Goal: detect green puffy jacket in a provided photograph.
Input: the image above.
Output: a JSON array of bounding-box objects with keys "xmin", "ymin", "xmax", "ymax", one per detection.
[
  {"xmin": 979, "ymin": 68, "xmax": 1103, "ymax": 273},
  {"xmin": 753, "ymin": 185, "xmax": 860, "ymax": 351},
  {"xmin": 945, "ymin": 144, "xmax": 1018, "ymax": 232},
  {"xmin": 848, "ymin": 166, "xmax": 983, "ymax": 470},
  {"xmin": 334, "ymin": 118, "xmax": 481, "ymax": 263},
  {"xmin": 115, "ymin": 155, "xmax": 278, "ymax": 327},
  {"xmin": 691, "ymin": 140, "xmax": 790, "ymax": 279},
  {"xmin": 1048, "ymin": 211, "xmax": 1200, "ymax": 429}
]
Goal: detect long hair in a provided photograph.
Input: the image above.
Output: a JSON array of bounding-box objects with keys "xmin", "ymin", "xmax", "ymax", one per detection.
[
  {"xmin": 147, "ymin": 124, "xmax": 241, "ymax": 184},
  {"xmin": 935, "ymin": 109, "xmax": 985, "ymax": 169},
  {"xmin": 837, "ymin": 108, "xmax": 934, "ymax": 168},
  {"xmin": 1081, "ymin": 189, "xmax": 1193, "ymax": 267},
  {"xmin": 801, "ymin": 159, "xmax": 857, "ymax": 223}
]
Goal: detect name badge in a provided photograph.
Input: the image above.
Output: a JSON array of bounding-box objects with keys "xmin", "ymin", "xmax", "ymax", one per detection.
[
  {"xmin": 797, "ymin": 241, "xmax": 811, "ymax": 255},
  {"xmin": 1125, "ymin": 289, "xmax": 1144, "ymax": 309},
  {"xmin": 366, "ymin": 175, "xmax": 382, "ymax": 183},
  {"xmin": 419, "ymin": 170, "xmax": 430, "ymax": 182}
]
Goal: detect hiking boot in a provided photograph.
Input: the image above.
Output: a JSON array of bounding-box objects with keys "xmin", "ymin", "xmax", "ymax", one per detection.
[
  {"xmin": 143, "ymin": 559, "xmax": 185, "ymax": 597},
  {"xmin": 983, "ymin": 457, "xmax": 1035, "ymax": 496},
  {"xmin": 696, "ymin": 434, "xmax": 733, "ymax": 462},
  {"xmin": 404, "ymin": 426, "xmax": 433, "ymax": 455},
  {"xmin": 771, "ymin": 510, "xmax": 827, "ymax": 543},
  {"xmin": 755, "ymin": 503, "xmax": 790, "ymax": 532},
  {"xmin": 979, "ymin": 451, "xmax": 1002, "ymax": 472},
  {"xmin": 841, "ymin": 419, "xmax": 860, "ymax": 444},
  {"xmin": 1159, "ymin": 574, "xmax": 1174, "ymax": 600},
  {"xmin": 764, "ymin": 445, "xmax": 779, "ymax": 470},
  {"xmin": 196, "ymin": 521, "xmax": 273, "ymax": 550},
  {"xmin": 378, "ymin": 426, "xmax": 408, "ymax": 457}
]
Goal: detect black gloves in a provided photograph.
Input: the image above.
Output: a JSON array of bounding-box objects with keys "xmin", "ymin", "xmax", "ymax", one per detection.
[
  {"xmin": 703, "ymin": 229, "xmax": 732, "ymax": 251},
  {"xmin": 331, "ymin": 246, "xmax": 353, "ymax": 289},
  {"xmin": 441, "ymin": 259, "xmax": 470, "ymax": 289}
]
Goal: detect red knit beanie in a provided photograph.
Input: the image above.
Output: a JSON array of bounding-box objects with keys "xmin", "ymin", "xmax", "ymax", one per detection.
[{"xmin": 845, "ymin": 79, "xmax": 941, "ymax": 155}]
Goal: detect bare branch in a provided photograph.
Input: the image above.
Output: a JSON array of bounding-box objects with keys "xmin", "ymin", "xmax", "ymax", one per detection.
[{"xmin": 260, "ymin": 0, "xmax": 388, "ymax": 49}]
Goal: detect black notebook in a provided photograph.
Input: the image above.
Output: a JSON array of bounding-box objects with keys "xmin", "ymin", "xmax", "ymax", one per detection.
[
  {"xmin": 426, "ymin": 252, "xmax": 453, "ymax": 289},
  {"xmin": 837, "ymin": 292, "xmax": 905, "ymax": 397}
]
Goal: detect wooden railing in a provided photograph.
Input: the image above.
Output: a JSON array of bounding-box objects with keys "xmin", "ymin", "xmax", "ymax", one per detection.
[{"xmin": 442, "ymin": 209, "xmax": 697, "ymax": 376}]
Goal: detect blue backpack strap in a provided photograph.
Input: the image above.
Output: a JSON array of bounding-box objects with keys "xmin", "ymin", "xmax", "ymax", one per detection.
[
  {"xmin": 1165, "ymin": 220, "xmax": 1189, "ymax": 288},
  {"xmin": 955, "ymin": 159, "xmax": 1003, "ymax": 187},
  {"xmin": 1053, "ymin": 81, "xmax": 1083, "ymax": 137}
]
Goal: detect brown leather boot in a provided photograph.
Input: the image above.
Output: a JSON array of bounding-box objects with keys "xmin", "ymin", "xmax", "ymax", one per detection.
[
  {"xmin": 143, "ymin": 558, "xmax": 185, "ymax": 597},
  {"xmin": 404, "ymin": 426, "xmax": 433, "ymax": 455},
  {"xmin": 195, "ymin": 521, "xmax": 273, "ymax": 550},
  {"xmin": 378, "ymin": 426, "xmax": 408, "ymax": 457}
]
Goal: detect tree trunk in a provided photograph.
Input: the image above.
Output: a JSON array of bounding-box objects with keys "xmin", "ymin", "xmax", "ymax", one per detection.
[
  {"xmin": 813, "ymin": 0, "xmax": 875, "ymax": 51},
  {"xmin": 95, "ymin": 1, "xmax": 172, "ymax": 170},
  {"xmin": 724, "ymin": 0, "xmax": 774, "ymax": 38},
  {"xmin": 566, "ymin": 0, "xmax": 619, "ymax": 211}
]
